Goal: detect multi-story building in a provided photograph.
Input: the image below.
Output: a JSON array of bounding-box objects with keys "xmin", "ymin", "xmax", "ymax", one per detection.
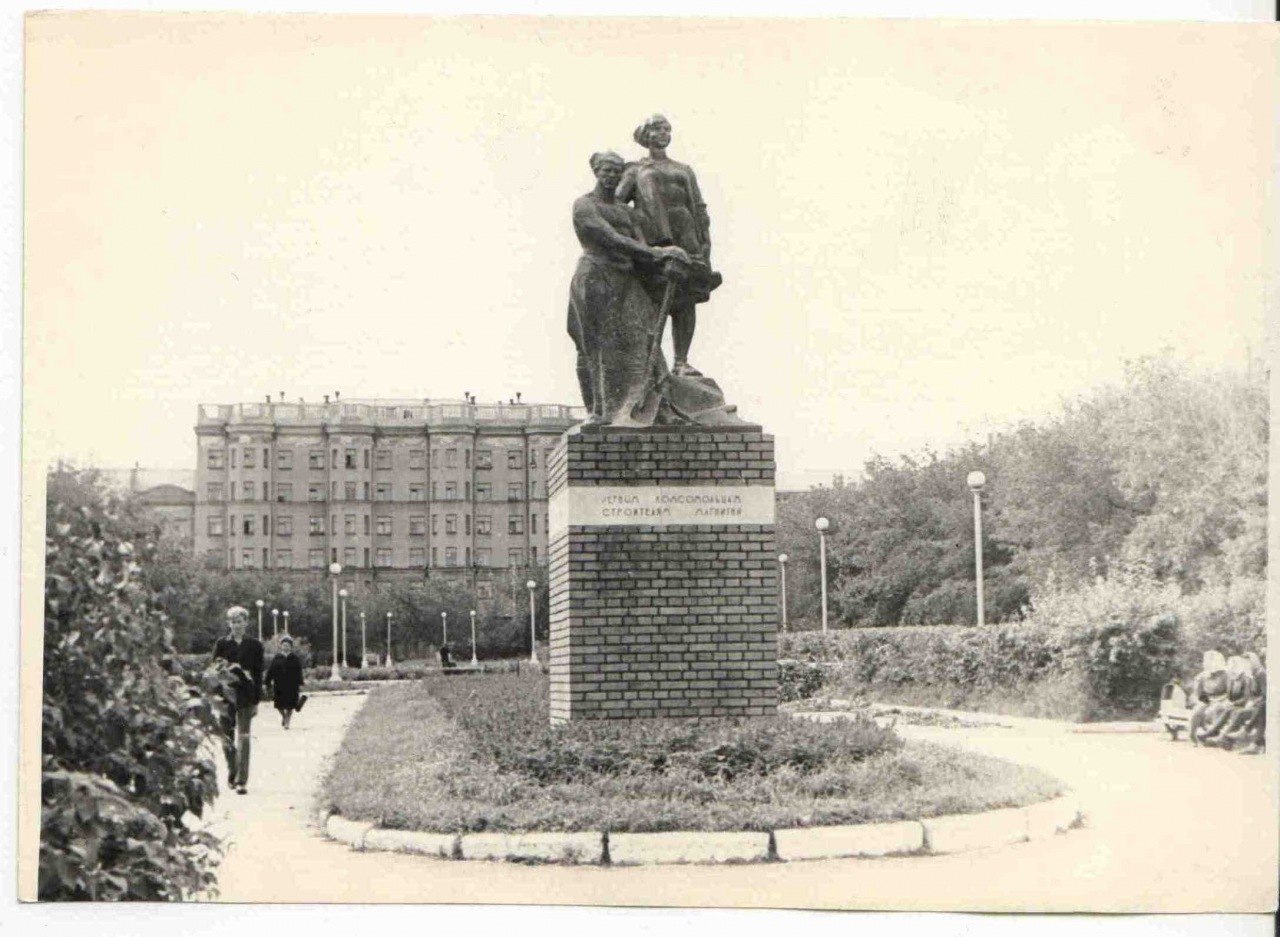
[
  {"xmin": 192, "ymin": 396, "xmax": 583, "ymax": 603},
  {"xmin": 99, "ymin": 464, "xmax": 197, "ymax": 550}
]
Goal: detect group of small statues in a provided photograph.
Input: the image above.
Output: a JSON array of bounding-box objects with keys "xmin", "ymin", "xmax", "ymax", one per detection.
[
  {"xmin": 566, "ymin": 114, "xmax": 743, "ymax": 428},
  {"xmin": 1184, "ymin": 650, "xmax": 1266, "ymax": 753}
]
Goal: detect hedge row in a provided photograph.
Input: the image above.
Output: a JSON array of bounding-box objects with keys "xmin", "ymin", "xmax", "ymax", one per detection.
[{"xmin": 778, "ymin": 614, "xmax": 1181, "ymax": 720}]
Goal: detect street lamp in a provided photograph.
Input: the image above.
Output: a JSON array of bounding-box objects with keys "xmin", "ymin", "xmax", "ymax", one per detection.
[
  {"xmin": 282, "ymin": 610, "xmax": 289, "ymax": 635},
  {"xmin": 778, "ymin": 553, "xmax": 789, "ymax": 633},
  {"xmin": 255, "ymin": 599, "xmax": 264, "ymax": 640},
  {"xmin": 469, "ymin": 609, "xmax": 478, "ymax": 667},
  {"xmin": 385, "ymin": 612, "xmax": 394, "ymax": 667},
  {"xmin": 338, "ymin": 588, "xmax": 349, "ymax": 670},
  {"xmin": 328, "ymin": 562, "xmax": 343, "ymax": 681},
  {"xmin": 441, "ymin": 610, "xmax": 448, "ymax": 648},
  {"xmin": 360, "ymin": 611, "xmax": 367, "ymax": 670},
  {"xmin": 815, "ymin": 517, "xmax": 830, "ymax": 634},
  {"xmin": 271, "ymin": 607, "xmax": 279, "ymax": 639},
  {"xmin": 526, "ymin": 579, "xmax": 538, "ymax": 665},
  {"xmin": 967, "ymin": 471, "xmax": 987, "ymax": 626}
]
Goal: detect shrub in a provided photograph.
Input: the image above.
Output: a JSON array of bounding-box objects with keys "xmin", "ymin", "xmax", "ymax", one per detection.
[
  {"xmin": 778, "ymin": 659, "xmax": 828, "ymax": 702},
  {"xmin": 42, "ymin": 469, "xmax": 224, "ymax": 900}
]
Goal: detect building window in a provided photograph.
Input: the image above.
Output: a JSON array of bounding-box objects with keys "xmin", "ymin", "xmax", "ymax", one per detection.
[
  {"xmin": 409, "ymin": 484, "xmax": 425, "ymax": 501},
  {"xmin": 230, "ymin": 449, "xmax": 236, "ymax": 469},
  {"xmin": 476, "ymin": 515, "xmax": 492, "ymax": 535},
  {"xmin": 444, "ymin": 482, "xmax": 457, "ymax": 500},
  {"xmin": 309, "ymin": 516, "xmax": 325, "ymax": 535},
  {"xmin": 476, "ymin": 449, "xmax": 492, "ymax": 469},
  {"xmin": 377, "ymin": 516, "xmax": 392, "ymax": 535},
  {"xmin": 309, "ymin": 449, "xmax": 324, "ymax": 470},
  {"xmin": 263, "ymin": 514, "xmax": 270, "ymax": 535},
  {"xmin": 532, "ymin": 546, "xmax": 538, "ymax": 563},
  {"xmin": 409, "ymin": 548, "xmax": 425, "ymax": 568},
  {"xmin": 431, "ymin": 547, "xmax": 438, "ymax": 566},
  {"xmin": 445, "ymin": 515, "xmax": 457, "ymax": 534},
  {"xmin": 344, "ymin": 547, "xmax": 356, "ymax": 566},
  {"xmin": 229, "ymin": 513, "xmax": 235, "ymax": 535},
  {"xmin": 208, "ymin": 516, "xmax": 224, "ymax": 536},
  {"xmin": 363, "ymin": 482, "xmax": 370, "ymax": 500},
  {"xmin": 476, "ymin": 482, "xmax": 491, "ymax": 501},
  {"xmin": 262, "ymin": 547, "xmax": 269, "ymax": 568},
  {"xmin": 308, "ymin": 484, "xmax": 323, "ymax": 502},
  {"xmin": 476, "ymin": 548, "xmax": 491, "ymax": 567},
  {"xmin": 529, "ymin": 450, "xmax": 537, "ymax": 468},
  {"xmin": 376, "ymin": 483, "xmax": 392, "ymax": 501},
  {"xmin": 345, "ymin": 515, "xmax": 357, "ymax": 535},
  {"xmin": 345, "ymin": 448, "xmax": 357, "ymax": 469},
  {"xmin": 206, "ymin": 483, "xmax": 224, "ymax": 502},
  {"xmin": 445, "ymin": 547, "xmax": 457, "ymax": 567},
  {"xmin": 507, "ymin": 451, "xmax": 520, "ymax": 469},
  {"xmin": 465, "ymin": 449, "xmax": 471, "ymax": 469},
  {"xmin": 277, "ymin": 450, "xmax": 293, "ymax": 470},
  {"xmin": 331, "ymin": 548, "xmax": 338, "ymax": 563},
  {"xmin": 276, "ymin": 550, "xmax": 292, "ymax": 569},
  {"xmin": 431, "ymin": 514, "xmax": 438, "ymax": 535},
  {"xmin": 446, "ymin": 448, "xmax": 458, "ymax": 468},
  {"xmin": 508, "ymin": 548, "xmax": 524, "ymax": 566},
  {"xmin": 331, "ymin": 449, "xmax": 339, "ymax": 469},
  {"xmin": 263, "ymin": 447, "xmax": 269, "ymax": 467},
  {"xmin": 277, "ymin": 516, "xmax": 293, "ymax": 536},
  {"xmin": 230, "ymin": 482, "xmax": 236, "ymax": 500},
  {"xmin": 243, "ymin": 516, "xmax": 255, "ymax": 535},
  {"xmin": 330, "ymin": 481, "xmax": 337, "ymax": 499},
  {"xmin": 376, "ymin": 548, "xmax": 392, "ymax": 568},
  {"xmin": 530, "ymin": 513, "xmax": 537, "ymax": 534},
  {"xmin": 207, "ymin": 449, "xmax": 225, "ymax": 469},
  {"xmin": 243, "ymin": 448, "xmax": 255, "ymax": 468},
  {"xmin": 277, "ymin": 483, "xmax": 292, "ymax": 502},
  {"xmin": 465, "ymin": 547, "xmax": 471, "ymax": 566},
  {"xmin": 363, "ymin": 514, "xmax": 370, "ymax": 534},
  {"xmin": 528, "ymin": 483, "xmax": 536, "ymax": 499},
  {"xmin": 243, "ymin": 481, "xmax": 255, "ymax": 501},
  {"xmin": 345, "ymin": 482, "xmax": 357, "ymax": 501},
  {"xmin": 508, "ymin": 515, "xmax": 524, "ymax": 535},
  {"xmin": 409, "ymin": 449, "xmax": 425, "ymax": 470},
  {"xmin": 376, "ymin": 448, "xmax": 392, "ymax": 470},
  {"xmin": 465, "ymin": 515, "xmax": 472, "ymax": 535},
  {"xmin": 409, "ymin": 516, "xmax": 426, "ymax": 536},
  {"xmin": 477, "ymin": 581, "xmax": 493, "ymax": 599},
  {"xmin": 242, "ymin": 548, "xmax": 255, "ymax": 569},
  {"xmin": 363, "ymin": 449, "xmax": 370, "ymax": 469},
  {"xmin": 507, "ymin": 483, "xmax": 522, "ymax": 502},
  {"xmin": 363, "ymin": 547, "xmax": 370, "ymax": 567},
  {"xmin": 465, "ymin": 483, "xmax": 471, "ymax": 500},
  {"xmin": 309, "ymin": 549, "xmax": 324, "ymax": 569}
]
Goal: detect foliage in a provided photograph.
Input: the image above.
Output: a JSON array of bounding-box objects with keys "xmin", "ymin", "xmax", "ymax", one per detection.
[
  {"xmin": 322, "ymin": 676, "xmax": 1063, "ymax": 835},
  {"xmin": 41, "ymin": 468, "xmax": 225, "ymax": 900},
  {"xmin": 778, "ymin": 659, "xmax": 828, "ymax": 702},
  {"xmin": 776, "ymin": 355, "xmax": 1266, "ymax": 628}
]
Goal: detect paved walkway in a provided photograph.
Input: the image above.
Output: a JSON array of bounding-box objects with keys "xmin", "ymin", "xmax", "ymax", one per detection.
[{"xmin": 203, "ymin": 693, "xmax": 1277, "ymax": 912}]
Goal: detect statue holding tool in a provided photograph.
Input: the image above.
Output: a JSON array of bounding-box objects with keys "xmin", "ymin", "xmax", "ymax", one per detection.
[{"xmin": 565, "ymin": 117, "xmax": 742, "ymax": 428}]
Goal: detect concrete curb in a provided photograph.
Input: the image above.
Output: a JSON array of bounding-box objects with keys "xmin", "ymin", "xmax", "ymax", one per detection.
[{"xmin": 319, "ymin": 792, "xmax": 1081, "ymax": 866}]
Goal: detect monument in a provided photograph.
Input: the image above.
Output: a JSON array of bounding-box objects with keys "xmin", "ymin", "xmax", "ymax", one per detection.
[{"xmin": 548, "ymin": 115, "xmax": 779, "ymax": 723}]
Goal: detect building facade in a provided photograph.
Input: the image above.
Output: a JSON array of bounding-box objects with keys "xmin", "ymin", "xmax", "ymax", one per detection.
[
  {"xmin": 193, "ymin": 398, "xmax": 584, "ymax": 600},
  {"xmin": 99, "ymin": 465, "xmax": 197, "ymax": 550}
]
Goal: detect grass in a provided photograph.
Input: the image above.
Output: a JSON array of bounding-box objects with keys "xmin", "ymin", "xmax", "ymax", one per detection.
[{"xmin": 321, "ymin": 672, "xmax": 1064, "ymax": 834}]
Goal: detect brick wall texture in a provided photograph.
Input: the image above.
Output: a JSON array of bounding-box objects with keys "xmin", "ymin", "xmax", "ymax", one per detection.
[{"xmin": 548, "ymin": 428, "xmax": 778, "ymax": 724}]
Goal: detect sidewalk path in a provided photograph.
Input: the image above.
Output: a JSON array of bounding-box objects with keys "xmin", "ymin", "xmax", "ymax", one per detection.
[{"xmin": 205, "ymin": 693, "xmax": 1277, "ymax": 912}]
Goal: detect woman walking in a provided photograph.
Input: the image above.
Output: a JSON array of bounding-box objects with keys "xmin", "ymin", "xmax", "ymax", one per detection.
[{"xmin": 265, "ymin": 636, "xmax": 307, "ymax": 729}]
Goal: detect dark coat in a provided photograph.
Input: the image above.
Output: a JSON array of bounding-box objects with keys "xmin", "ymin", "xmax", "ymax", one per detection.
[
  {"xmin": 213, "ymin": 634, "xmax": 265, "ymax": 707},
  {"xmin": 265, "ymin": 653, "xmax": 305, "ymax": 710}
]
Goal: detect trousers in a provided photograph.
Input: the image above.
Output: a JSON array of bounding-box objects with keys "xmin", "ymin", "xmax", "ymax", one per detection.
[{"xmin": 221, "ymin": 704, "xmax": 256, "ymax": 786}]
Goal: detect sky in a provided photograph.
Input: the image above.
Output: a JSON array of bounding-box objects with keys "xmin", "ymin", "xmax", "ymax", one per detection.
[{"xmin": 23, "ymin": 14, "xmax": 1275, "ymax": 490}]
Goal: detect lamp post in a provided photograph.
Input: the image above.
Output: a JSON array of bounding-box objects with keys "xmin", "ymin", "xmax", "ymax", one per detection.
[
  {"xmin": 338, "ymin": 588, "xmax": 349, "ymax": 670},
  {"xmin": 386, "ymin": 612, "xmax": 394, "ymax": 667},
  {"xmin": 815, "ymin": 517, "xmax": 830, "ymax": 634},
  {"xmin": 526, "ymin": 579, "xmax": 537, "ymax": 665},
  {"xmin": 778, "ymin": 553, "xmax": 789, "ymax": 633},
  {"xmin": 282, "ymin": 610, "xmax": 289, "ymax": 635},
  {"xmin": 967, "ymin": 471, "xmax": 987, "ymax": 626},
  {"xmin": 441, "ymin": 611, "xmax": 448, "ymax": 649},
  {"xmin": 328, "ymin": 563, "xmax": 342, "ymax": 681},
  {"xmin": 469, "ymin": 609, "xmax": 478, "ymax": 667},
  {"xmin": 360, "ymin": 611, "xmax": 367, "ymax": 670},
  {"xmin": 255, "ymin": 599, "xmax": 264, "ymax": 641},
  {"xmin": 271, "ymin": 607, "xmax": 279, "ymax": 639}
]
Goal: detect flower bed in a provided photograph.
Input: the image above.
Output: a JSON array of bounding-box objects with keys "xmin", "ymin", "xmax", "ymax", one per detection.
[{"xmin": 321, "ymin": 672, "xmax": 1063, "ymax": 834}]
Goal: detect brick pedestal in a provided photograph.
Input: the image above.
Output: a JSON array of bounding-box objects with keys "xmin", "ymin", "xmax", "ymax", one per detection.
[{"xmin": 547, "ymin": 426, "xmax": 779, "ymax": 724}]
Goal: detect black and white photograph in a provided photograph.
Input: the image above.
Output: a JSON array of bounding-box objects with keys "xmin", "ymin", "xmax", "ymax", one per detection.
[{"xmin": 13, "ymin": 4, "xmax": 1278, "ymax": 925}]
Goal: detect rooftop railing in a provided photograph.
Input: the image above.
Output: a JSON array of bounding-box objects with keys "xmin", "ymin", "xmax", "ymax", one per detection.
[{"xmin": 198, "ymin": 399, "xmax": 586, "ymax": 429}]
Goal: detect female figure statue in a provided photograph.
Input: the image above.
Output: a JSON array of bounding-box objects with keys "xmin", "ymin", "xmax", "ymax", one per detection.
[
  {"xmin": 566, "ymin": 151, "xmax": 740, "ymax": 428},
  {"xmin": 618, "ymin": 114, "xmax": 722, "ymax": 378}
]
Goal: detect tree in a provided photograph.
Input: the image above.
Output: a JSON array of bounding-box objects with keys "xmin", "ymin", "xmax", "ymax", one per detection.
[{"xmin": 41, "ymin": 468, "xmax": 225, "ymax": 900}]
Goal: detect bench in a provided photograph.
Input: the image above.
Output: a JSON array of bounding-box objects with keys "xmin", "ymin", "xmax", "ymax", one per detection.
[{"xmin": 1159, "ymin": 681, "xmax": 1192, "ymax": 739}]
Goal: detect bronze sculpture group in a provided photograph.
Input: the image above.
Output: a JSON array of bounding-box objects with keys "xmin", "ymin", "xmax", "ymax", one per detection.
[{"xmin": 566, "ymin": 114, "xmax": 743, "ymax": 428}]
